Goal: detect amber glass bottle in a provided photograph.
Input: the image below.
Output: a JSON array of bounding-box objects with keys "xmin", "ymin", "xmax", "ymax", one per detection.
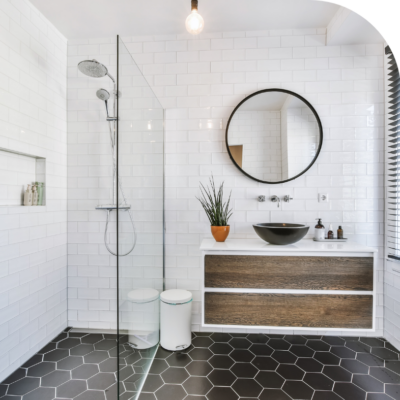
[{"xmin": 337, "ymin": 226, "xmax": 343, "ymax": 239}]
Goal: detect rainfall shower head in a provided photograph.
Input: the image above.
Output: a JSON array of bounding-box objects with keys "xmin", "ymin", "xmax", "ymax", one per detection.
[
  {"xmin": 96, "ymin": 88, "xmax": 110, "ymax": 101},
  {"xmin": 78, "ymin": 59, "xmax": 115, "ymax": 83}
]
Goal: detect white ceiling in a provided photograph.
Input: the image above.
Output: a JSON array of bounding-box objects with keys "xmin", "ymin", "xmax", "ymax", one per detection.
[{"xmin": 30, "ymin": 0, "xmax": 340, "ymax": 39}]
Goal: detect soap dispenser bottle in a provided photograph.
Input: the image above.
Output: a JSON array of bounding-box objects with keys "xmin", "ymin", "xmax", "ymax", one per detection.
[
  {"xmin": 314, "ymin": 218, "xmax": 325, "ymax": 241},
  {"xmin": 32, "ymin": 184, "xmax": 38, "ymax": 206},
  {"xmin": 24, "ymin": 184, "xmax": 32, "ymax": 206},
  {"xmin": 328, "ymin": 224, "xmax": 334, "ymax": 239}
]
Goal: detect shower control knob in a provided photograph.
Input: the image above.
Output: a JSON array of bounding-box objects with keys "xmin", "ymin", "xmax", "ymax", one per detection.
[
  {"xmin": 258, "ymin": 195, "xmax": 266, "ymax": 202},
  {"xmin": 283, "ymin": 195, "xmax": 293, "ymax": 203}
]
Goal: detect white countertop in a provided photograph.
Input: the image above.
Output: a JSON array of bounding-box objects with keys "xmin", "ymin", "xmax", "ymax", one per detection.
[{"xmin": 200, "ymin": 238, "xmax": 377, "ymax": 253}]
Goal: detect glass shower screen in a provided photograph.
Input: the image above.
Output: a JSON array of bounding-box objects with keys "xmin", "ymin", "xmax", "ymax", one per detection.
[{"xmin": 116, "ymin": 36, "xmax": 164, "ymax": 398}]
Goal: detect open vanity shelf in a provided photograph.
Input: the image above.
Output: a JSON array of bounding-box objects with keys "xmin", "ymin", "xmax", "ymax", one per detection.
[{"xmin": 200, "ymin": 238, "xmax": 377, "ymax": 333}]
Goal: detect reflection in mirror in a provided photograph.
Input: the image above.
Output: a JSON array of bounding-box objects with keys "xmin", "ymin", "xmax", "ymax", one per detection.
[{"xmin": 227, "ymin": 91, "xmax": 321, "ymax": 183}]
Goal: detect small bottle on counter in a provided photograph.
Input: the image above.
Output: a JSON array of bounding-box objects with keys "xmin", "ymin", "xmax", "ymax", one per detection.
[
  {"xmin": 327, "ymin": 224, "xmax": 334, "ymax": 239},
  {"xmin": 314, "ymin": 218, "xmax": 325, "ymax": 241},
  {"xmin": 337, "ymin": 226, "xmax": 343, "ymax": 239},
  {"xmin": 24, "ymin": 184, "xmax": 32, "ymax": 206}
]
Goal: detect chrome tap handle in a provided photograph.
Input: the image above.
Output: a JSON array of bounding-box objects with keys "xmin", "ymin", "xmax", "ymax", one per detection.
[
  {"xmin": 270, "ymin": 195, "xmax": 280, "ymax": 208},
  {"xmin": 258, "ymin": 195, "xmax": 266, "ymax": 202},
  {"xmin": 283, "ymin": 195, "xmax": 293, "ymax": 203}
]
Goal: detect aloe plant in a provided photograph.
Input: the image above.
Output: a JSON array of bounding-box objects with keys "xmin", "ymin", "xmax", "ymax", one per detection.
[{"xmin": 196, "ymin": 176, "xmax": 233, "ymax": 226}]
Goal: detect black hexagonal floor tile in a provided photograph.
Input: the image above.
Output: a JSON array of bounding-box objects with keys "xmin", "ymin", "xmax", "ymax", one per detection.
[
  {"xmin": 230, "ymin": 349, "xmax": 254, "ymax": 363},
  {"xmin": 189, "ymin": 348, "xmax": 213, "ymax": 361},
  {"xmin": 22, "ymin": 355, "xmax": 43, "ymax": 368},
  {"xmin": 249, "ymin": 344, "xmax": 273, "ymax": 356},
  {"xmin": 247, "ymin": 334, "xmax": 268, "ymax": 344},
  {"xmin": 386, "ymin": 360, "xmax": 400, "ymax": 375},
  {"xmin": 290, "ymin": 345, "xmax": 314, "ymax": 358},
  {"xmin": 313, "ymin": 391, "xmax": 343, "ymax": 400},
  {"xmin": 352, "ymin": 374, "xmax": 384, "ymax": 393},
  {"xmin": 385, "ymin": 384, "xmax": 400, "ymax": 399},
  {"xmin": 148, "ymin": 359, "xmax": 168, "ymax": 374},
  {"xmin": 95, "ymin": 340, "xmax": 118, "ymax": 351},
  {"xmin": 345, "ymin": 341, "xmax": 371, "ymax": 353},
  {"xmin": 84, "ymin": 351, "xmax": 109, "ymax": 364},
  {"xmin": 57, "ymin": 338, "xmax": 81, "ymax": 349},
  {"xmin": 210, "ymin": 343, "xmax": 233, "ymax": 355},
  {"xmin": 27, "ymin": 362, "xmax": 55, "ymax": 377},
  {"xmin": 43, "ymin": 349, "xmax": 69, "ymax": 362},
  {"xmin": 322, "ymin": 336, "xmax": 345, "ymax": 346},
  {"xmin": 304, "ymin": 372, "xmax": 334, "ymax": 390},
  {"xmin": 208, "ymin": 369, "xmax": 236, "ymax": 386},
  {"xmin": 231, "ymin": 362, "xmax": 258, "ymax": 378},
  {"xmin": 71, "ymin": 364, "xmax": 99, "ymax": 381},
  {"xmin": 334, "ymin": 382, "xmax": 366, "ymax": 400},
  {"xmin": 192, "ymin": 336, "xmax": 213, "ymax": 348},
  {"xmin": 38, "ymin": 343, "xmax": 56, "ymax": 354},
  {"xmin": 284, "ymin": 335, "xmax": 307, "ymax": 345},
  {"xmin": 161, "ymin": 367, "xmax": 189, "ymax": 384},
  {"xmin": 57, "ymin": 356, "xmax": 83, "ymax": 370},
  {"xmin": 70, "ymin": 344, "xmax": 95, "ymax": 356},
  {"xmin": 296, "ymin": 358, "xmax": 323, "ymax": 373},
  {"xmin": 283, "ymin": 381, "xmax": 314, "ymax": 400},
  {"xmin": 8, "ymin": 377, "xmax": 40, "ymax": 395},
  {"xmin": 252, "ymin": 356, "xmax": 279, "ymax": 371},
  {"xmin": 356, "ymin": 353, "xmax": 384, "ymax": 367},
  {"xmin": 330, "ymin": 346, "xmax": 356, "ymax": 359},
  {"xmin": 371, "ymin": 347, "xmax": 399, "ymax": 361},
  {"xmin": 360, "ymin": 337, "xmax": 385, "ymax": 348},
  {"xmin": 2, "ymin": 368, "xmax": 26, "ymax": 384},
  {"xmin": 155, "ymin": 384, "xmax": 187, "ymax": 400},
  {"xmin": 370, "ymin": 367, "xmax": 400, "ymax": 384},
  {"xmin": 259, "ymin": 388, "xmax": 291, "ymax": 400},
  {"xmin": 141, "ymin": 374, "xmax": 163, "ymax": 392},
  {"xmin": 272, "ymin": 350, "xmax": 297, "ymax": 364},
  {"xmin": 81, "ymin": 334, "xmax": 104, "ymax": 344},
  {"xmin": 268, "ymin": 339, "xmax": 290, "ymax": 350},
  {"xmin": 75, "ymin": 390, "xmax": 106, "ymax": 400},
  {"xmin": 183, "ymin": 376, "xmax": 212, "ymax": 395},
  {"xmin": 340, "ymin": 359, "xmax": 369, "ymax": 374},
  {"xmin": 88, "ymin": 372, "xmax": 116, "ymax": 390},
  {"xmin": 207, "ymin": 386, "xmax": 238, "ymax": 400},
  {"xmin": 277, "ymin": 364, "xmax": 305, "ymax": 380},
  {"xmin": 256, "ymin": 371, "xmax": 284, "ymax": 388},
  {"xmin": 125, "ymin": 352, "xmax": 141, "ymax": 365},
  {"xmin": 307, "ymin": 340, "xmax": 330, "ymax": 352},
  {"xmin": 210, "ymin": 333, "xmax": 232, "ymax": 342},
  {"xmin": 229, "ymin": 338, "xmax": 251, "ymax": 349},
  {"xmin": 314, "ymin": 352, "xmax": 340, "ymax": 365},
  {"xmin": 23, "ymin": 387, "xmax": 55, "ymax": 400},
  {"xmin": 194, "ymin": 332, "xmax": 213, "ymax": 337},
  {"xmin": 99, "ymin": 358, "xmax": 118, "ymax": 373},
  {"xmin": 323, "ymin": 365, "xmax": 352, "ymax": 382},
  {"xmin": 41, "ymin": 370, "xmax": 71, "ymax": 387},
  {"xmin": 232, "ymin": 378, "xmax": 263, "ymax": 398},
  {"xmin": 208, "ymin": 355, "xmax": 235, "ymax": 369},
  {"xmin": 186, "ymin": 361, "xmax": 213, "ymax": 376},
  {"xmin": 56, "ymin": 379, "xmax": 87, "ymax": 398}
]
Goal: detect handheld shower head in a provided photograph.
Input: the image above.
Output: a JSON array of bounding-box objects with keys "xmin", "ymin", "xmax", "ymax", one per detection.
[
  {"xmin": 96, "ymin": 88, "xmax": 110, "ymax": 101},
  {"xmin": 78, "ymin": 59, "xmax": 115, "ymax": 83}
]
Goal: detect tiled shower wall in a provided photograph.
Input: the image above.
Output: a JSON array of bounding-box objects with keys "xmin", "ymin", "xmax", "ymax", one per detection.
[
  {"xmin": 67, "ymin": 30, "xmax": 385, "ymax": 337},
  {"xmin": 0, "ymin": 0, "xmax": 67, "ymax": 382}
]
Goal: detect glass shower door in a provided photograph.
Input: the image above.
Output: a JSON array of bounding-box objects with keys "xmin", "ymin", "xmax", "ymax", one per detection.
[{"xmin": 116, "ymin": 36, "xmax": 164, "ymax": 399}]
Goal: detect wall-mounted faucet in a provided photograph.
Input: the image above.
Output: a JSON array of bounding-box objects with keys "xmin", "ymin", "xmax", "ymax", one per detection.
[
  {"xmin": 283, "ymin": 195, "xmax": 293, "ymax": 203},
  {"xmin": 271, "ymin": 195, "xmax": 280, "ymax": 208}
]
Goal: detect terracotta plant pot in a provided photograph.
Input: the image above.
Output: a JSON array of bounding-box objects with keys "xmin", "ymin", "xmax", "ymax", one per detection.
[{"xmin": 211, "ymin": 226, "xmax": 230, "ymax": 242}]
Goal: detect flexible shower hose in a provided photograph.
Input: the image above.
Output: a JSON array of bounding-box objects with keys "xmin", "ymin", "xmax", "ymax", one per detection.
[{"xmin": 103, "ymin": 120, "xmax": 137, "ymax": 256}]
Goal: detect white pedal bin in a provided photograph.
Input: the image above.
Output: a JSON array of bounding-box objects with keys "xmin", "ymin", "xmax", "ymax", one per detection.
[{"xmin": 160, "ymin": 289, "xmax": 192, "ymax": 351}]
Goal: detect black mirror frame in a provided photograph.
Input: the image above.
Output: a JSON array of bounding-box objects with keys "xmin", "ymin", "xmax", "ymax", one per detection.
[{"xmin": 225, "ymin": 88, "xmax": 323, "ymax": 184}]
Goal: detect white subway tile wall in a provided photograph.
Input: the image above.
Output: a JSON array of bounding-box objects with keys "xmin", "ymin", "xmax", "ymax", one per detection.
[
  {"xmin": 0, "ymin": 0, "xmax": 67, "ymax": 382},
  {"xmin": 67, "ymin": 30, "xmax": 385, "ymax": 338}
]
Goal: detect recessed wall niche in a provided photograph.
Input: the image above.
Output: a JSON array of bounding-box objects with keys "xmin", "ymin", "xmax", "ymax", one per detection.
[{"xmin": 0, "ymin": 148, "xmax": 46, "ymax": 207}]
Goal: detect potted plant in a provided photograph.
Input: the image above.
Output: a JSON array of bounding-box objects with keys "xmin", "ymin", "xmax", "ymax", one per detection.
[{"xmin": 197, "ymin": 176, "xmax": 233, "ymax": 242}]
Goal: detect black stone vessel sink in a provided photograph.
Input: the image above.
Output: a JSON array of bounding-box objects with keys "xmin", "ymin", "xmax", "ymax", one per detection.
[{"xmin": 253, "ymin": 223, "xmax": 309, "ymax": 245}]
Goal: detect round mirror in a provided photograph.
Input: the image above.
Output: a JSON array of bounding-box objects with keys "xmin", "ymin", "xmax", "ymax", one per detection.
[{"xmin": 226, "ymin": 89, "xmax": 323, "ymax": 184}]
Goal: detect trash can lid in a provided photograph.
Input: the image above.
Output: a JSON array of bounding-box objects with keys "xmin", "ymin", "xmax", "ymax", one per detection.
[
  {"xmin": 160, "ymin": 289, "xmax": 192, "ymax": 304},
  {"xmin": 128, "ymin": 288, "xmax": 159, "ymax": 303}
]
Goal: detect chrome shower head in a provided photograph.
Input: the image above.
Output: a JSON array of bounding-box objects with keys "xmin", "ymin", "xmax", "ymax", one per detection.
[
  {"xmin": 96, "ymin": 88, "xmax": 110, "ymax": 101},
  {"xmin": 78, "ymin": 59, "xmax": 115, "ymax": 83}
]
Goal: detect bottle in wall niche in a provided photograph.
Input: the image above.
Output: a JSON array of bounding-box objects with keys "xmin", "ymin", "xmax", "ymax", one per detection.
[
  {"xmin": 328, "ymin": 224, "xmax": 334, "ymax": 239},
  {"xmin": 337, "ymin": 225, "xmax": 343, "ymax": 239},
  {"xmin": 32, "ymin": 184, "xmax": 38, "ymax": 206},
  {"xmin": 24, "ymin": 184, "xmax": 32, "ymax": 206},
  {"xmin": 36, "ymin": 182, "xmax": 43, "ymax": 206},
  {"xmin": 314, "ymin": 218, "xmax": 325, "ymax": 241}
]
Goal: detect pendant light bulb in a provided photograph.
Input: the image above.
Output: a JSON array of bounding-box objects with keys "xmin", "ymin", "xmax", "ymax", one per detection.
[{"xmin": 186, "ymin": 0, "xmax": 204, "ymax": 35}]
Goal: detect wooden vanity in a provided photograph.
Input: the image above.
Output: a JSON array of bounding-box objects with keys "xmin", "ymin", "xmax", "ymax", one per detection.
[{"xmin": 200, "ymin": 239, "xmax": 377, "ymax": 332}]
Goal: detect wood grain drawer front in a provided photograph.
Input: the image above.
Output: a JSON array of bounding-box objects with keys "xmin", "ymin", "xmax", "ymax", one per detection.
[
  {"xmin": 205, "ymin": 255, "xmax": 373, "ymax": 291},
  {"xmin": 205, "ymin": 293, "xmax": 373, "ymax": 329}
]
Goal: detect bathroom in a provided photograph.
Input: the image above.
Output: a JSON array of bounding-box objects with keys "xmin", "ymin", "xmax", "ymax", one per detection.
[{"xmin": 0, "ymin": 0, "xmax": 399, "ymax": 399}]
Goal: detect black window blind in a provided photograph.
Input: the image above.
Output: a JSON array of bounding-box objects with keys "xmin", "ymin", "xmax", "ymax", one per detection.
[{"xmin": 386, "ymin": 45, "xmax": 400, "ymax": 262}]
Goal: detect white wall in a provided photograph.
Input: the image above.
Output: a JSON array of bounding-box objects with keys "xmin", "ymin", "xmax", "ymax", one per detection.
[
  {"xmin": 67, "ymin": 29, "xmax": 385, "ymax": 337},
  {"xmin": 0, "ymin": 0, "xmax": 67, "ymax": 382}
]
